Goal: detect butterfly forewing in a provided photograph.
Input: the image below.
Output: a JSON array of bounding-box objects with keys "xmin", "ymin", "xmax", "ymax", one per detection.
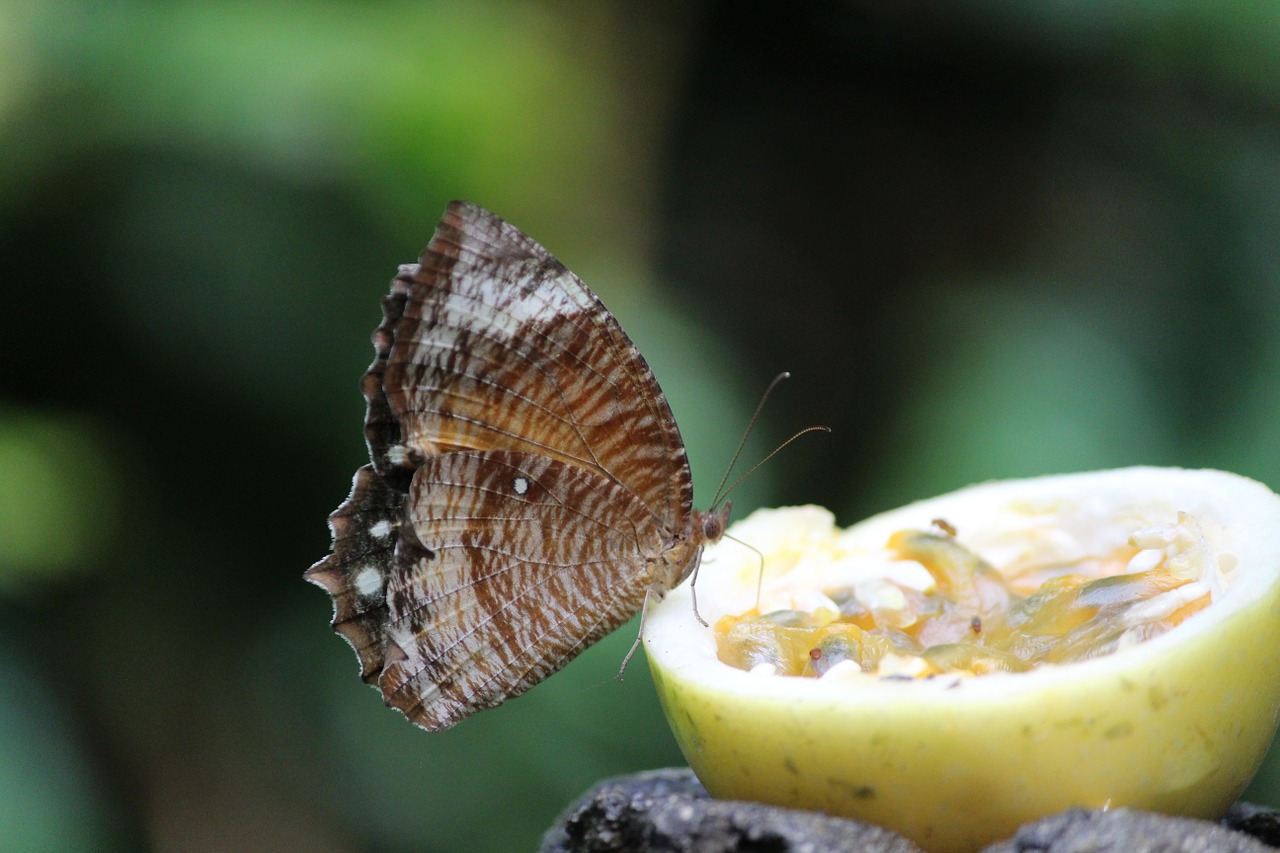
[
  {"xmin": 388, "ymin": 203, "xmax": 693, "ymax": 535},
  {"xmin": 381, "ymin": 450, "xmax": 664, "ymax": 730},
  {"xmin": 361, "ymin": 274, "xmax": 413, "ymax": 487}
]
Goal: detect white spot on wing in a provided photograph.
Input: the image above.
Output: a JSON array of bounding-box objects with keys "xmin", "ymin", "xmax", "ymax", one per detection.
[
  {"xmin": 355, "ymin": 566, "xmax": 384, "ymax": 597},
  {"xmin": 513, "ymin": 477, "xmax": 529, "ymax": 495},
  {"xmin": 370, "ymin": 519, "xmax": 393, "ymax": 540},
  {"xmin": 386, "ymin": 445, "xmax": 409, "ymax": 466}
]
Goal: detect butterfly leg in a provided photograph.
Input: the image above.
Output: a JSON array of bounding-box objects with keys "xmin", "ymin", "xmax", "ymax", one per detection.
[
  {"xmin": 687, "ymin": 549, "xmax": 710, "ymax": 627},
  {"xmin": 618, "ymin": 586, "xmax": 662, "ymax": 681}
]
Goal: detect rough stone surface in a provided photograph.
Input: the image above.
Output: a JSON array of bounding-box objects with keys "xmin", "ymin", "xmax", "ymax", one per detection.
[
  {"xmin": 1224, "ymin": 802, "xmax": 1280, "ymax": 849},
  {"xmin": 980, "ymin": 807, "xmax": 1274, "ymax": 853},
  {"xmin": 543, "ymin": 769, "xmax": 1280, "ymax": 852},
  {"xmin": 540, "ymin": 768, "xmax": 923, "ymax": 853}
]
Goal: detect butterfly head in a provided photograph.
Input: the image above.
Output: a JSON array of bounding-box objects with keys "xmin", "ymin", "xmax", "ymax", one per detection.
[{"xmin": 701, "ymin": 501, "xmax": 732, "ymax": 546}]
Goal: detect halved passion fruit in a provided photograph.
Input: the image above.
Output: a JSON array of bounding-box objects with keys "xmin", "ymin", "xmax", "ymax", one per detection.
[{"xmin": 644, "ymin": 468, "xmax": 1280, "ymax": 853}]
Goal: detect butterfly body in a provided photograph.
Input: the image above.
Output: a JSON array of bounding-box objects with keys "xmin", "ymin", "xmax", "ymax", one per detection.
[{"xmin": 307, "ymin": 202, "xmax": 726, "ymax": 731}]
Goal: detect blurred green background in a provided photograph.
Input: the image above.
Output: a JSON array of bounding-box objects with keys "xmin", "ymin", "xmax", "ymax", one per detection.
[{"xmin": 5, "ymin": 2, "xmax": 1280, "ymax": 850}]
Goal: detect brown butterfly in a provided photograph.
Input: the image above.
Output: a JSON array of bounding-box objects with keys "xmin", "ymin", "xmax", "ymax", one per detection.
[{"xmin": 306, "ymin": 201, "xmax": 730, "ymax": 731}]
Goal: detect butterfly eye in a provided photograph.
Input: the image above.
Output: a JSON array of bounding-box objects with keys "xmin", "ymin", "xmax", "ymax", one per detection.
[{"xmin": 702, "ymin": 502, "xmax": 731, "ymax": 542}]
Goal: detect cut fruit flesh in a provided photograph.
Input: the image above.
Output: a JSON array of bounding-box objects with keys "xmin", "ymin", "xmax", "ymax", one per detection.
[
  {"xmin": 644, "ymin": 468, "xmax": 1280, "ymax": 853},
  {"xmin": 713, "ymin": 509, "xmax": 1218, "ymax": 679}
]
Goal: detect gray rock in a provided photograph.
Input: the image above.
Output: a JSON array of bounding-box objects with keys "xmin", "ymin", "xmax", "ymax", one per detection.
[
  {"xmin": 540, "ymin": 768, "xmax": 923, "ymax": 853},
  {"xmin": 543, "ymin": 769, "xmax": 1280, "ymax": 852},
  {"xmin": 981, "ymin": 807, "xmax": 1274, "ymax": 853},
  {"xmin": 1223, "ymin": 802, "xmax": 1280, "ymax": 849}
]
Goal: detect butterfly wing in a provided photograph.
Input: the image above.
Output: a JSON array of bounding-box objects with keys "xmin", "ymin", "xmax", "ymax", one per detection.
[
  {"xmin": 305, "ymin": 464, "xmax": 401, "ymax": 684},
  {"xmin": 308, "ymin": 202, "xmax": 701, "ymax": 729},
  {"xmin": 380, "ymin": 449, "xmax": 665, "ymax": 731},
  {"xmin": 382, "ymin": 201, "xmax": 693, "ymax": 535}
]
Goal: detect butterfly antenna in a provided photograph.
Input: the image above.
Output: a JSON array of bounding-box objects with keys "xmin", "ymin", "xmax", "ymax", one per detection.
[
  {"xmin": 710, "ymin": 371, "xmax": 793, "ymax": 509},
  {"xmin": 713, "ymin": 424, "xmax": 831, "ymax": 509}
]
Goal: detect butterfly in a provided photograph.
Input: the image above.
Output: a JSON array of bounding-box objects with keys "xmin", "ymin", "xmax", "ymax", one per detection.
[{"xmin": 306, "ymin": 201, "xmax": 731, "ymax": 731}]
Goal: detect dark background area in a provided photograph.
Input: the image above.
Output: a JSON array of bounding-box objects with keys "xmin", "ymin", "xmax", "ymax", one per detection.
[{"xmin": 4, "ymin": 2, "xmax": 1280, "ymax": 850}]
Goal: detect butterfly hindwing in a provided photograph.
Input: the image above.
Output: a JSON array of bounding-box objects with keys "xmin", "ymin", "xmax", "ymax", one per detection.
[
  {"xmin": 304, "ymin": 464, "xmax": 406, "ymax": 682},
  {"xmin": 379, "ymin": 449, "xmax": 664, "ymax": 730}
]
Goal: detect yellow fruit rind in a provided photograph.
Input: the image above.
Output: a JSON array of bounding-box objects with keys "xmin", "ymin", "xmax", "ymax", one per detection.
[{"xmin": 645, "ymin": 468, "xmax": 1280, "ymax": 853}]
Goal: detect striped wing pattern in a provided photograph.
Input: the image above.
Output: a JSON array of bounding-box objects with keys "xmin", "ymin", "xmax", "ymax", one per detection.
[
  {"xmin": 389, "ymin": 204, "xmax": 693, "ymax": 531},
  {"xmin": 381, "ymin": 450, "xmax": 664, "ymax": 729},
  {"xmin": 306, "ymin": 202, "xmax": 717, "ymax": 731}
]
